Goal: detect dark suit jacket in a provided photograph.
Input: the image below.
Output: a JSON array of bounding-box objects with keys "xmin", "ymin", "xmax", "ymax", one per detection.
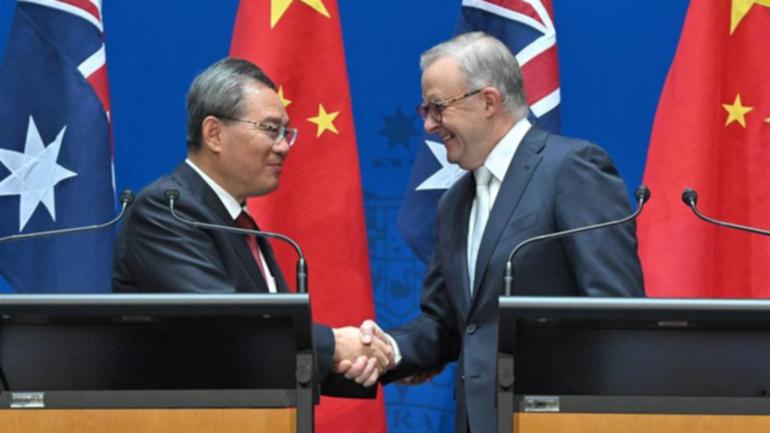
[
  {"xmin": 386, "ymin": 128, "xmax": 644, "ymax": 433},
  {"xmin": 113, "ymin": 162, "xmax": 372, "ymax": 397}
]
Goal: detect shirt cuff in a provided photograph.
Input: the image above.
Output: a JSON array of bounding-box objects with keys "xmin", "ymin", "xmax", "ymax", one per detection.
[{"xmin": 384, "ymin": 332, "xmax": 402, "ymax": 366}]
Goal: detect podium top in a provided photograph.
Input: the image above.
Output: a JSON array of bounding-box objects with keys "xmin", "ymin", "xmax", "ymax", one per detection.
[
  {"xmin": 499, "ymin": 296, "xmax": 770, "ymax": 322},
  {"xmin": 0, "ymin": 293, "xmax": 309, "ymax": 316}
]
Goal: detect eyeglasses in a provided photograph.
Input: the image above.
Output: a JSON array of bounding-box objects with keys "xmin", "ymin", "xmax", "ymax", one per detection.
[
  {"xmin": 417, "ymin": 88, "xmax": 483, "ymax": 123},
  {"xmin": 218, "ymin": 116, "xmax": 298, "ymax": 147}
]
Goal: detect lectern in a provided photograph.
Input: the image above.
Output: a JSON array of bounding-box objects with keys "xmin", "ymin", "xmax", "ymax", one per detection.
[
  {"xmin": 497, "ymin": 297, "xmax": 770, "ymax": 433},
  {"xmin": 0, "ymin": 294, "xmax": 317, "ymax": 433}
]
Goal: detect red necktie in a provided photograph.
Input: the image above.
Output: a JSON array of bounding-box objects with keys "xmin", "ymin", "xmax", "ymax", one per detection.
[{"xmin": 234, "ymin": 211, "xmax": 268, "ymax": 279}]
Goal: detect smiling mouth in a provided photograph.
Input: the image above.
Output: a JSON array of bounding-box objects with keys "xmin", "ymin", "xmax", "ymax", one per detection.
[{"xmin": 266, "ymin": 161, "xmax": 283, "ymax": 173}]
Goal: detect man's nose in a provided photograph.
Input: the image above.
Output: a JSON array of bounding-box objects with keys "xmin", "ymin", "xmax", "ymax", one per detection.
[
  {"xmin": 273, "ymin": 137, "xmax": 290, "ymax": 155},
  {"xmin": 423, "ymin": 115, "xmax": 439, "ymax": 134}
]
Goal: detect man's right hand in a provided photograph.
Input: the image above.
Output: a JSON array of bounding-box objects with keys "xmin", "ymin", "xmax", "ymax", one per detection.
[
  {"xmin": 333, "ymin": 319, "xmax": 396, "ymax": 387},
  {"xmin": 332, "ymin": 321, "xmax": 395, "ymax": 387}
]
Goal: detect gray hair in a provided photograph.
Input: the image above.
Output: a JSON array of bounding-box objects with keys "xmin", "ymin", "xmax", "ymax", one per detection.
[
  {"xmin": 420, "ymin": 32, "xmax": 527, "ymax": 117},
  {"xmin": 186, "ymin": 57, "xmax": 276, "ymax": 151}
]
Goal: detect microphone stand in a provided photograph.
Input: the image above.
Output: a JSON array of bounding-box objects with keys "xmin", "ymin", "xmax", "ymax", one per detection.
[
  {"xmin": 164, "ymin": 189, "xmax": 308, "ymax": 294},
  {"xmin": 682, "ymin": 188, "xmax": 770, "ymax": 236},
  {"xmin": 0, "ymin": 190, "xmax": 134, "ymax": 244},
  {"xmin": 503, "ymin": 186, "xmax": 651, "ymax": 296}
]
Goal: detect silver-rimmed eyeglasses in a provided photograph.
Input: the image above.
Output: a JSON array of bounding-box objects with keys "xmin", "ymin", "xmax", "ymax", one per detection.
[{"xmin": 219, "ymin": 116, "xmax": 298, "ymax": 147}]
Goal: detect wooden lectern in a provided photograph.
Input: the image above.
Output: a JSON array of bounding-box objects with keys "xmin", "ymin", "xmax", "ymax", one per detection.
[
  {"xmin": 497, "ymin": 297, "xmax": 770, "ymax": 433},
  {"xmin": 0, "ymin": 294, "xmax": 317, "ymax": 433}
]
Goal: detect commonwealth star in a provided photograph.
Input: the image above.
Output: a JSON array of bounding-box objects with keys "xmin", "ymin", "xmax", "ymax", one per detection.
[{"xmin": 0, "ymin": 116, "xmax": 77, "ymax": 232}]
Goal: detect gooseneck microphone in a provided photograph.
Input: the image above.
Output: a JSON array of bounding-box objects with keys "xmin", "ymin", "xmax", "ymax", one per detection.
[
  {"xmin": 164, "ymin": 189, "xmax": 308, "ymax": 293},
  {"xmin": 0, "ymin": 190, "xmax": 135, "ymax": 244},
  {"xmin": 681, "ymin": 188, "xmax": 770, "ymax": 236},
  {"xmin": 503, "ymin": 185, "xmax": 651, "ymax": 296}
]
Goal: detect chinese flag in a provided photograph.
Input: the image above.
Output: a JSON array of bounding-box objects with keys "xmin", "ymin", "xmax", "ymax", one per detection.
[
  {"xmin": 230, "ymin": 1, "xmax": 387, "ymax": 432},
  {"xmin": 639, "ymin": 0, "xmax": 770, "ymax": 297}
]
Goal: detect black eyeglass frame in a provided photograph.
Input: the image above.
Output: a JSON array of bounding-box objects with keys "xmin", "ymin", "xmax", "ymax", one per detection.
[{"xmin": 417, "ymin": 88, "xmax": 483, "ymax": 123}]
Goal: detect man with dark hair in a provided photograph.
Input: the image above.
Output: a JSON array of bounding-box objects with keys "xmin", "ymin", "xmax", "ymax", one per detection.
[
  {"xmin": 113, "ymin": 57, "xmax": 387, "ymax": 393},
  {"xmin": 343, "ymin": 32, "xmax": 644, "ymax": 432}
]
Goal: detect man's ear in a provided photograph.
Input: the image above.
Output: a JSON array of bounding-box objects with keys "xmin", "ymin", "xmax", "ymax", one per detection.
[
  {"xmin": 480, "ymin": 87, "xmax": 503, "ymax": 118},
  {"xmin": 201, "ymin": 115, "xmax": 224, "ymax": 153}
]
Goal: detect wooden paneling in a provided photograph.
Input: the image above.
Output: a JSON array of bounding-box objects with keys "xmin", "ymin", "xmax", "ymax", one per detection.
[
  {"xmin": 515, "ymin": 413, "xmax": 770, "ymax": 433},
  {"xmin": 0, "ymin": 408, "xmax": 295, "ymax": 433}
]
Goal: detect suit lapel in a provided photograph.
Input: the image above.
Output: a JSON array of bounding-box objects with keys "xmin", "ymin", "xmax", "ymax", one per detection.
[
  {"xmin": 449, "ymin": 174, "xmax": 475, "ymax": 313},
  {"xmin": 469, "ymin": 128, "xmax": 547, "ymax": 309},
  {"xmin": 173, "ymin": 164, "xmax": 268, "ymax": 292}
]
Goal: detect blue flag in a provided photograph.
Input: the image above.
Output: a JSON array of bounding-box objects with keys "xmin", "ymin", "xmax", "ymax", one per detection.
[
  {"xmin": 398, "ymin": 0, "xmax": 561, "ymax": 264},
  {"xmin": 0, "ymin": 0, "xmax": 115, "ymax": 293}
]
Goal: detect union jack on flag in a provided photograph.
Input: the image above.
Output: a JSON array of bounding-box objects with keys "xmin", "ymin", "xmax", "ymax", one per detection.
[
  {"xmin": 0, "ymin": 0, "xmax": 116, "ymax": 293},
  {"xmin": 398, "ymin": 0, "xmax": 561, "ymax": 263}
]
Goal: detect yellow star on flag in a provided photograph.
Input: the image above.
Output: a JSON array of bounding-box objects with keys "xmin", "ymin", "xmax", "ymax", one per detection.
[
  {"xmin": 302, "ymin": 0, "xmax": 330, "ymax": 17},
  {"xmin": 308, "ymin": 104, "xmax": 340, "ymax": 137},
  {"xmin": 765, "ymin": 117, "xmax": 770, "ymax": 123},
  {"xmin": 730, "ymin": 0, "xmax": 770, "ymax": 34},
  {"xmin": 723, "ymin": 94, "xmax": 753, "ymax": 128},
  {"xmin": 271, "ymin": 0, "xmax": 330, "ymax": 29},
  {"xmin": 277, "ymin": 85, "xmax": 292, "ymax": 108}
]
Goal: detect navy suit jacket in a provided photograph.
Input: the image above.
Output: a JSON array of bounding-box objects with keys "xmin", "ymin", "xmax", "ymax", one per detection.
[
  {"xmin": 386, "ymin": 128, "xmax": 644, "ymax": 433},
  {"xmin": 113, "ymin": 162, "xmax": 372, "ymax": 397}
]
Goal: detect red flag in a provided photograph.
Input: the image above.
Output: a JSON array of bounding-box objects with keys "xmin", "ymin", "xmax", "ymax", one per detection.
[
  {"xmin": 639, "ymin": 0, "xmax": 770, "ymax": 297},
  {"xmin": 230, "ymin": 1, "xmax": 387, "ymax": 432}
]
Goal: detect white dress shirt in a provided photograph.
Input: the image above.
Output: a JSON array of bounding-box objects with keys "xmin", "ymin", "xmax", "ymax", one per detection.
[{"xmin": 466, "ymin": 117, "xmax": 531, "ymax": 270}]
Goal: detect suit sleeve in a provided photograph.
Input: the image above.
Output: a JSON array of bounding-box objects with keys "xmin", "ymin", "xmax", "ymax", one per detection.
[
  {"xmin": 554, "ymin": 142, "xmax": 644, "ymax": 297},
  {"xmin": 313, "ymin": 324, "xmax": 376, "ymax": 398},
  {"xmin": 114, "ymin": 188, "xmax": 237, "ymax": 293}
]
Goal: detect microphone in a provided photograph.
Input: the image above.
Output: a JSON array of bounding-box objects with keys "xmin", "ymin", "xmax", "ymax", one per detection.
[
  {"xmin": 681, "ymin": 187, "xmax": 770, "ymax": 236},
  {"xmin": 163, "ymin": 189, "xmax": 308, "ymax": 294},
  {"xmin": 0, "ymin": 190, "xmax": 135, "ymax": 244},
  {"xmin": 503, "ymin": 185, "xmax": 651, "ymax": 296}
]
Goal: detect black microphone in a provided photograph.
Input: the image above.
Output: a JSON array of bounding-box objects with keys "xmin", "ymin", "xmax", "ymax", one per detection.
[
  {"xmin": 681, "ymin": 187, "xmax": 770, "ymax": 236},
  {"xmin": 0, "ymin": 190, "xmax": 135, "ymax": 244},
  {"xmin": 164, "ymin": 189, "xmax": 308, "ymax": 294},
  {"xmin": 503, "ymin": 185, "xmax": 651, "ymax": 296}
]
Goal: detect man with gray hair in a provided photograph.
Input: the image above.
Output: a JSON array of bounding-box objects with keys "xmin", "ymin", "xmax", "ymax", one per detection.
[
  {"xmin": 113, "ymin": 57, "xmax": 390, "ymax": 395},
  {"xmin": 343, "ymin": 32, "xmax": 643, "ymax": 432}
]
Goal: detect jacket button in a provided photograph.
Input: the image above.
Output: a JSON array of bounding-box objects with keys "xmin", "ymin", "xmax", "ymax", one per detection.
[{"xmin": 466, "ymin": 324, "xmax": 477, "ymax": 334}]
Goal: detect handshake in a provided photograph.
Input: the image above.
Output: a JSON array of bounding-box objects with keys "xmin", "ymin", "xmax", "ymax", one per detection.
[
  {"xmin": 332, "ymin": 320, "xmax": 394, "ymax": 387},
  {"xmin": 332, "ymin": 320, "xmax": 443, "ymax": 387}
]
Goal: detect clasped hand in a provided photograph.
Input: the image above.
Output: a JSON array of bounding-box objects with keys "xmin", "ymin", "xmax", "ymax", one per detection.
[{"xmin": 332, "ymin": 320, "xmax": 394, "ymax": 387}]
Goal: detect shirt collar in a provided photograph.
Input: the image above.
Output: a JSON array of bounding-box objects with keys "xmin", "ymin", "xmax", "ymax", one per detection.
[
  {"xmin": 185, "ymin": 158, "xmax": 244, "ymax": 220},
  {"xmin": 474, "ymin": 117, "xmax": 532, "ymax": 183}
]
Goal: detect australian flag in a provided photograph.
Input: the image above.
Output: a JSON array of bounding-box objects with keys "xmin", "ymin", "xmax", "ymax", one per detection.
[
  {"xmin": 0, "ymin": 0, "xmax": 115, "ymax": 293},
  {"xmin": 398, "ymin": 0, "xmax": 562, "ymax": 263}
]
